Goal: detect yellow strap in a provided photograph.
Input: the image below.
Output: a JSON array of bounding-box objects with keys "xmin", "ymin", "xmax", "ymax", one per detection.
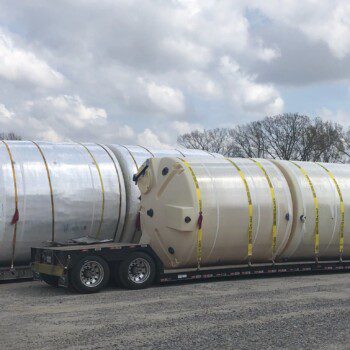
[
  {"xmin": 31, "ymin": 141, "xmax": 55, "ymax": 242},
  {"xmin": 2, "ymin": 141, "xmax": 18, "ymax": 268},
  {"xmin": 250, "ymin": 159, "xmax": 277, "ymax": 258},
  {"xmin": 79, "ymin": 143, "xmax": 105, "ymax": 238},
  {"xmin": 317, "ymin": 163, "xmax": 345, "ymax": 258},
  {"xmin": 290, "ymin": 162, "xmax": 319, "ymax": 257},
  {"xmin": 226, "ymin": 159, "xmax": 253, "ymax": 258},
  {"xmin": 175, "ymin": 148, "xmax": 186, "ymax": 157},
  {"xmin": 120, "ymin": 145, "xmax": 139, "ymax": 170},
  {"xmin": 137, "ymin": 144, "xmax": 155, "ymax": 157},
  {"xmin": 97, "ymin": 144, "xmax": 123, "ymax": 241},
  {"xmin": 179, "ymin": 158, "xmax": 203, "ymax": 269}
]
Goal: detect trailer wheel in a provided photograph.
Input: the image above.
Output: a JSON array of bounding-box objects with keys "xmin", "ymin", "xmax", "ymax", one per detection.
[
  {"xmin": 70, "ymin": 255, "xmax": 110, "ymax": 293},
  {"xmin": 118, "ymin": 252, "xmax": 155, "ymax": 289},
  {"xmin": 40, "ymin": 273, "xmax": 58, "ymax": 287}
]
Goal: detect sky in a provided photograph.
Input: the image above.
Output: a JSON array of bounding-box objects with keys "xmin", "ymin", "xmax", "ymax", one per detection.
[{"xmin": 0, "ymin": 0, "xmax": 350, "ymax": 147}]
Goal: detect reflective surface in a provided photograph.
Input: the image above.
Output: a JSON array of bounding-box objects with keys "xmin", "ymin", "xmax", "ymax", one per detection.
[
  {"xmin": 80, "ymin": 260, "xmax": 104, "ymax": 287},
  {"xmin": 127, "ymin": 257, "xmax": 151, "ymax": 284},
  {"xmin": 0, "ymin": 141, "xmax": 125, "ymax": 266}
]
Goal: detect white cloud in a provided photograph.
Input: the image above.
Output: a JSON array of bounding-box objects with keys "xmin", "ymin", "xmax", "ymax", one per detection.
[
  {"xmin": 2, "ymin": 1, "xmax": 350, "ymax": 144},
  {"xmin": 253, "ymin": 1, "xmax": 350, "ymax": 59},
  {"xmin": 254, "ymin": 39, "xmax": 281, "ymax": 62},
  {"xmin": 143, "ymin": 80, "xmax": 185, "ymax": 115},
  {"xmin": 161, "ymin": 38, "xmax": 212, "ymax": 68},
  {"xmin": 318, "ymin": 107, "xmax": 350, "ymax": 127},
  {"xmin": 220, "ymin": 56, "xmax": 284, "ymax": 115},
  {"xmin": 185, "ymin": 71, "xmax": 221, "ymax": 98},
  {"xmin": 0, "ymin": 28, "xmax": 65, "ymax": 88},
  {"xmin": 174, "ymin": 1, "xmax": 250, "ymax": 53},
  {"xmin": 37, "ymin": 128, "xmax": 63, "ymax": 143},
  {"xmin": 28, "ymin": 95, "xmax": 107, "ymax": 130},
  {"xmin": 0, "ymin": 103, "xmax": 13, "ymax": 119},
  {"xmin": 115, "ymin": 125, "xmax": 135, "ymax": 140},
  {"xmin": 171, "ymin": 120, "xmax": 203, "ymax": 134},
  {"xmin": 0, "ymin": 95, "xmax": 112, "ymax": 142},
  {"xmin": 136, "ymin": 128, "xmax": 171, "ymax": 148}
]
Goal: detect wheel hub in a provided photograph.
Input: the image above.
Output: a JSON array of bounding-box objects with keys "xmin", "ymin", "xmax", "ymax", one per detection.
[
  {"xmin": 80, "ymin": 261, "xmax": 104, "ymax": 287},
  {"xmin": 128, "ymin": 258, "xmax": 151, "ymax": 284}
]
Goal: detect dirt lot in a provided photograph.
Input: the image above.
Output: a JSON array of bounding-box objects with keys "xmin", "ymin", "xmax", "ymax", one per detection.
[{"xmin": 0, "ymin": 272, "xmax": 349, "ymax": 350}]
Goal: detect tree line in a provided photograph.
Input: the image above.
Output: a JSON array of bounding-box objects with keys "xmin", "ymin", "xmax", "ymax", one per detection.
[{"xmin": 178, "ymin": 113, "xmax": 350, "ymax": 162}]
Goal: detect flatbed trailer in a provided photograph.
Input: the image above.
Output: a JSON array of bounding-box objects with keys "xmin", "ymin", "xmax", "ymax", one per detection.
[{"xmin": 31, "ymin": 241, "xmax": 350, "ymax": 293}]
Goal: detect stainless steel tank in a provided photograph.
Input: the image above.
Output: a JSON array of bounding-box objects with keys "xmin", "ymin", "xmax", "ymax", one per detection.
[
  {"xmin": 107, "ymin": 145, "xmax": 221, "ymax": 243},
  {"xmin": 138, "ymin": 157, "xmax": 294, "ymax": 269},
  {"xmin": 0, "ymin": 141, "xmax": 126, "ymax": 267}
]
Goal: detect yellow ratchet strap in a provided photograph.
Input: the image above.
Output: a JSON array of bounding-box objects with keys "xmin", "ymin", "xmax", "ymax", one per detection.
[
  {"xmin": 290, "ymin": 162, "xmax": 319, "ymax": 258},
  {"xmin": 31, "ymin": 141, "xmax": 55, "ymax": 242},
  {"xmin": 120, "ymin": 145, "xmax": 139, "ymax": 170},
  {"xmin": 179, "ymin": 158, "xmax": 203, "ymax": 269},
  {"xmin": 2, "ymin": 141, "xmax": 19, "ymax": 269},
  {"xmin": 317, "ymin": 163, "xmax": 345, "ymax": 258},
  {"xmin": 79, "ymin": 143, "xmax": 105, "ymax": 238},
  {"xmin": 250, "ymin": 159, "xmax": 277, "ymax": 259},
  {"xmin": 226, "ymin": 159, "xmax": 253, "ymax": 259}
]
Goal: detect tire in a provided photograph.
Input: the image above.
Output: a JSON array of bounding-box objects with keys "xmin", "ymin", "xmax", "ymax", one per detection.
[
  {"xmin": 40, "ymin": 273, "xmax": 58, "ymax": 287},
  {"xmin": 70, "ymin": 255, "xmax": 110, "ymax": 293},
  {"xmin": 118, "ymin": 252, "xmax": 155, "ymax": 290}
]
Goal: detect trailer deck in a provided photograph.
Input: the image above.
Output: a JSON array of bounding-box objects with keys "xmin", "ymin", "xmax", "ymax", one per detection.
[{"xmin": 31, "ymin": 242, "xmax": 350, "ymax": 292}]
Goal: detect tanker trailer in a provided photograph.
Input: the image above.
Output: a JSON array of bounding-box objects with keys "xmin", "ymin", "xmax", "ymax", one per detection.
[
  {"xmin": 31, "ymin": 156, "xmax": 350, "ymax": 293},
  {"xmin": 106, "ymin": 145, "xmax": 221, "ymax": 243},
  {"xmin": 0, "ymin": 141, "xmax": 126, "ymax": 280}
]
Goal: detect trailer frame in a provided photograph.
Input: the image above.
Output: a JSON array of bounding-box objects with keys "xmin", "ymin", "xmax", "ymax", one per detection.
[
  {"xmin": 31, "ymin": 241, "xmax": 350, "ymax": 292},
  {"xmin": 0, "ymin": 265, "xmax": 33, "ymax": 281}
]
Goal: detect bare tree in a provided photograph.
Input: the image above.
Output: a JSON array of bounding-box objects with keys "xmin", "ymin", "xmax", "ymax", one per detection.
[
  {"xmin": 0, "ymin": 132, "xmax": 22, "ymax": 140},
  {"xmin": 258, "ymin": 113, "xmax": 310, "ymax": 160},
  {"xmin": 177, "ymin": 128, "xmax": 231, "ymax": 155},
  {"xmin": 228, "ymin": 121, "xmax": 266, "ymax": 158},
  {"xmin": 301, "ymin": 119, "xmax": 344, "ymax": 162},
  {"xmin": 339, "ymin": 128, "xmax": 350, "ymax": 162},
  {"xmin": 177, "ymin": 113, "xmax": 346, "ymax": 162}
]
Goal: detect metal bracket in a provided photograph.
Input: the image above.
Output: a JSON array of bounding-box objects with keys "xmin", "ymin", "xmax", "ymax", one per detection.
[{"xmin": 133, "ymin": 159, "xmax": 150, "ymax": 184}]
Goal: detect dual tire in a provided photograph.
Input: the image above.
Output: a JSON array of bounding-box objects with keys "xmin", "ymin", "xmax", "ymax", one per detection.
[{"xmin": 69, "ymin": 252, "xmax": 155, "ymax": 293}]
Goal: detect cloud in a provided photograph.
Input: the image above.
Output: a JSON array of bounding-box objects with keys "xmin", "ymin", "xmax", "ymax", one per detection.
[
  {"xmin": 143, "ymin": 80, "xmax": 185, "ymax": 115},
  {"xmin": 252, "ymin": 1, "xmax": 350, "ymax": 59},
  {"xmin": 0, "ymin": 28, "xmax": 65, "ymax": 88},
  {"xmin": 0, "ymin": 1, "xmax": 349, "ymax": 146},
  {"xmin": 171, "ymin": 120, "xmax": 203, "ymax": 134},
  {"xmin": 185, "ymin": 71, "xmax": 222, "ymax": 98},
  {"xmin": 0, "ymin": 95, "xmax": 111, "ymax": 142},
  {"xmin": 318, "ymin": 107, "xmax": 350, "ymax": 127},
  {"xmin": 136, "ymin": 128, "xmax": 171, "ymax": 148},
  {"xmin": 27, "ymin": 95, "xmax": 107, "ymax": 130},
  {"xmin": 0, "ymin": 104, "xmax": 14, "ymax": 119},
  {"xmin": 161, "ymin": 38, "xmax": 212, "ymax": 68},
  {"xmin": 219, "ymin": 56, "xmax": 284, "ymax": 115}
]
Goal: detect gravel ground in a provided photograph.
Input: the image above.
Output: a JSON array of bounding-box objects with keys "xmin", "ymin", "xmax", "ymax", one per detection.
[{"xmin": 0, "ymin": 272, "xmax": 349, "ymax": 350}]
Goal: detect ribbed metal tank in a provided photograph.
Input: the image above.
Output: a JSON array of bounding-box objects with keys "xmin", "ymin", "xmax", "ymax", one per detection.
[
  {"xmin": 271, "ymin": 160, "xmax": 350, "ymax": 261},
  {"xmin": 138, "ymin": 157, "xmax": 294, "ymax": 269},
  {"xmin": 0, "ymin": 141, "xmax": 126, "ymax": 267},
  {"xmin": 107, "ymin": 145, "xmax": 221, "ymax": 243}
]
